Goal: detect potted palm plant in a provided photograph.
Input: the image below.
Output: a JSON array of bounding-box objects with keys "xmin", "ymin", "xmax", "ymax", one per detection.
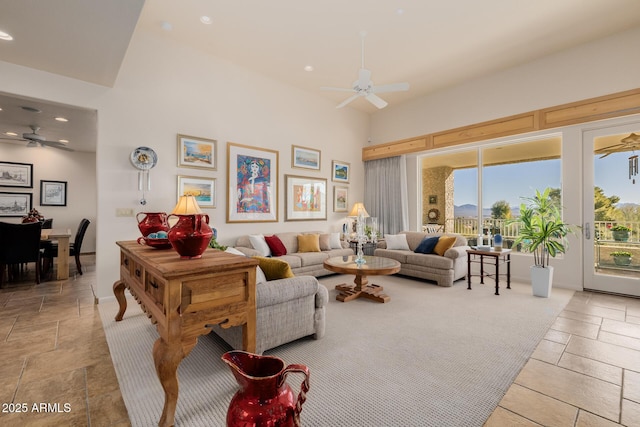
[{"xmin": 510, "ymin": 188, "xmax": 575, "ymax": 298}]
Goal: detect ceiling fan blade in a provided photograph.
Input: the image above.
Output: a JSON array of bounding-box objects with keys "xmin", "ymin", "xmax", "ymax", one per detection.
[
  {"xmin": 336, "ymin": 93, "xmax": 362, "ymax": 109},
  {"xmin": 365, "ymin": 93, "xmax": 388, "ymax": 109},
  {"xmin": 41, "ymin": 141, "xmax": 75, "ymax": 151},
  {"xmin": 372, "ymin": 82, "xmax": 410, "ymax": 93},
  {"xmin": 320, "ymin": 86, "xmax": 356, "ymax": 93},
  {"xmin": 357, "ymin": 68, "xmax": 371, "ymax": 90}
]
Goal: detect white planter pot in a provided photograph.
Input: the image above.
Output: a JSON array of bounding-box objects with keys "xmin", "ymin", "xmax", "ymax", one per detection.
[{"xmin": 530, "ymin": 265, "xmax": 553, "ymax": 298}]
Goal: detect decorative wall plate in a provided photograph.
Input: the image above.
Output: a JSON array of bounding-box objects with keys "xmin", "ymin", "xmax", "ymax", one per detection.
[
  {"xmin": 427, "ymin": 208, "xmax": 440, "ymax": 221},
  {"xmin": 130, "ymin": 146, "xmax": 158, "ymax": 170}
]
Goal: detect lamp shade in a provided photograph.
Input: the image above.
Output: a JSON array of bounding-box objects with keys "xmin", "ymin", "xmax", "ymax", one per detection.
[
  {"xmin": 171, "ymin": 195, "xmax": 203, "ymax": 215},
  {"xmin": 348, "ymin": 202, "xmax": 369, "ymax": 217}
]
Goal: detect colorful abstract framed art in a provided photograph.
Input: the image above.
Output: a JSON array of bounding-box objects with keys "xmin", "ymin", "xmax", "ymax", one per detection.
[{"xmin": 285, "ymin": 174, "xmax": 327, "ymax": 221}]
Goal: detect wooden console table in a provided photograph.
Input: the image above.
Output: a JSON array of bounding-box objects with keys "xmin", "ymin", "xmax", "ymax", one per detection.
[{"xmin": 113, "ymin": 241, "xmax": 258, "ymax": 427}]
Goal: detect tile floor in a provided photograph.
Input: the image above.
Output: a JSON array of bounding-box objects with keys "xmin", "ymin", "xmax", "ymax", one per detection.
[{"xmin": 1, "ymin": 256, "xmax": 640, "ymax": 426}]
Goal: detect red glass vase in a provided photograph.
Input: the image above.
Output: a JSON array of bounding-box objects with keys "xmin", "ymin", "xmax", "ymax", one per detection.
[
  {"xmin": 222, "ymin": 351, "xmax": 310, "ymax": 427},
  {"xmin": 136, "ymin": 212, "xmax": 169, "ymax": 237},
  {"xmin": 167, "ymin": 213, "xmax": 213, "ymax": 259}
]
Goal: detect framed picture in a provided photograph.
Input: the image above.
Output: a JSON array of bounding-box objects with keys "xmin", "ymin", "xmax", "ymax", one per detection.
[
  {"xmin": 285, "ymin": 174, "xmax": 327, "ymax": 221},
  {"xmin": 291, "ymin": 145, "xmax": 321, "ymax": 171},
  {"xmin": 177, "ymin": 134, "xmax": 217, "ymax": 170},
  {"xmin": 40, "ymin": 180, "xmax": 67, "ymax": 206},
  {"xmin": 332, "ymin": 160, "xmax": 350, "ymax": 183},
  {"xmin": 0, "ymin": 192, "xmax": 32, "ymax": 217},
  {"xmin": 0, "ymin": 161, "xmax": 33, "ymax": 188},
  {"xmin": 429, "ymin": 195, "xmax": 437, "ymax": 204},
  {"xmin": 227, "ymin": 142, "xmax": 278, "ymax": 223},
  {"xmin": 177, "ymin": 175, "xmax": 216, "ymax": 208},
  {"xmin": 333, "ymin": 186, "xmax": 349, "ymax": 212}
]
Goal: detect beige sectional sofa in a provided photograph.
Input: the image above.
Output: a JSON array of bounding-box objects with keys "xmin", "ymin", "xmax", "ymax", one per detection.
[
  {"xmin": 374, "ymin": 231, "xmax": 469, "ymax": 287},
  {"xmin": 234, "ymin": 231, "xmax": 354, "ymax": 277}
]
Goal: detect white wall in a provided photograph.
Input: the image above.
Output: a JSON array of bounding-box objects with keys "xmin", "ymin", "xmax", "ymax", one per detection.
[
  {"xmin": 0, "ymin": 29, "xmax": 370, "ymax": 300},
  {"xmin": 371, "ymin": 26, "xmax": 640, "ymax": 291},
  {"xmin": 0, "ymin": 143, "xmax": 97, "ymax": 252}
]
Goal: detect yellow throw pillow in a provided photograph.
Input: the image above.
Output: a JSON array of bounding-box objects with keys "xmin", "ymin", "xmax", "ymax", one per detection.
[
  {"xmin": 297, "ymin": 234, "xmax": 321, "ymax": 252},
  {"xmin": 433, "ymin": 236, "xmax": 457, "ymax": 256},
  {"xmin": 252, "ymin": 256, "xmax": 295, "ymax": 281}
]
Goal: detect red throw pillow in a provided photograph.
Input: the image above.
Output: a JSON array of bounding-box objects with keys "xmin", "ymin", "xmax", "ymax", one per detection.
[{"xmin": 264, "ymin": 235, "xmax": 287, "ymax": 256}]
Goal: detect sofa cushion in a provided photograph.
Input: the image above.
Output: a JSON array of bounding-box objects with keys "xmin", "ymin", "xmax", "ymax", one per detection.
[
  {"xmin": 415, "ymin": 236, "xmax": 439, "ymax": 254},
  {"xmin": 373, "ymin": 248, "xmax": 410, "ymax": 263},
  {"xmin": 252, "ymin": 256, "xmax": 295, "ymax": 280},
  {"xmin": 405, "ymin": 252, "xmax": 454, "ymax": 269},
  {"xmin": 385, "ymin": 234, "xmax": 410, "ymax": 250},
  {"xmin": 249, "ymin": 234, "xmax": 271, "ymax": 257},
  {"xmin": 275, "ymin": 232, "xmax": 300, "ymax": 254},
  {"xmin": 298, "ymin": 234, "xmax": 321, "ymax": 252},
  {"xmin": 265, "ymin": 235, "xmax": 287, "ymax": 256},
  {"xmin": 296, "ymin": 251, "xmax": 329, "ymax": 267},
  {"xmin": 434, "ymin": 236, "xmax": 457, "ymax": 256}
]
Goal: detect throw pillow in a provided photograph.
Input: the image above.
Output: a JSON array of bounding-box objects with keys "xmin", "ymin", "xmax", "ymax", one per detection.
[
  {"xmin": 298, "ymin": 234, "xmax": 321, "ymax": 252},
  {"xmin": 252, "ymin": 256, "xmax": 295, "ymax": 281},
  {"xmin": 225, "ymin": 247, "xmax": 267, "ymax": 283},
  {"xmin": 329, "ymin": 232, "xmax": 343, "ymax": 249},
  {"xmin": 319, "ymin": 234, "xmax": 331, "ymax": 251},
  {"xmin": 433, "ymin": 235, "xmax": 457, "ymax": 256},
  {"xmin": 248, "ymin": 234, "xmax": 271, "ymax": 257},
  {"xmin": 224, "ymin": 247, "xmax": 246, "ymax": 256},
  {"xmin": 414, "ymin": 236, "xmax": 440, "ymax": 254},
  {"xmin": 264, "ymin": 235, "xmax": 287, "ymax": 256},
  {"xmin": 385, "ymin": 234, "xmax": 410, "ymax": 250}
]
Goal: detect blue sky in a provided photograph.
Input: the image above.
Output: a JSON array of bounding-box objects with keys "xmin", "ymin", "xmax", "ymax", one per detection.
[{"xmin": 453, "ymin": 154, "xmax": 637, "ymax": 208}]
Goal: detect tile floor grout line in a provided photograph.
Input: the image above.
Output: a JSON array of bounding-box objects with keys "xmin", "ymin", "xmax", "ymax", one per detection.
[
  {"xmin": 619, "ymin": 369, "xmax": 625, "ymax": 424},
  {"xmin": 54, "ymin": 320, "xmax": 60, "ymax": 350},
  {"xmin": 11, "ymin": 357, "xmax": 28, "ymax": 404},
  {"xmin": 83, "ymin": 367, "xmax": 92, "ymax": 427},
  {"xmin": 3, "ymin": 315, "xmax": 18, "ymax": 342}
]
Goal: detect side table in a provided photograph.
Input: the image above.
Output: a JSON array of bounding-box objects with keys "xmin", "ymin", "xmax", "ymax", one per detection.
[{"xmin": 466, "ymin": 248, "xmax": 512, "ymax": 295}]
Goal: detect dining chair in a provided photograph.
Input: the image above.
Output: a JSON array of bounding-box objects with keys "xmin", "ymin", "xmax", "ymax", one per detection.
[
  {"xmin": 0, "ymin": 221, "xmax": 43, "ymax": 287},
  {"xmin": 41, "ymin": 218, "xmax": 53, "ymax": 229},
  {"xmin": 42, "ymin": 218, "xmax": 91, "ymax": 276}
]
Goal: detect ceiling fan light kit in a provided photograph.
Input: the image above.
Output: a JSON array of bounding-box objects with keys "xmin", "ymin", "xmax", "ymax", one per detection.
[
  {"xmin": 321, "ymin": 32, "xmax": 409, "ymax": 110},
  {"xmin": 0, "ymin": 125, "xmax": 74, "ymax": 151}
]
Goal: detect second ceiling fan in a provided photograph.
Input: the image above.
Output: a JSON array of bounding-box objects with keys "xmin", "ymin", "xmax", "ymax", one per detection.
[{"xmin": 321, "ymin": 31, "xmax": 410, "ymax": 109}]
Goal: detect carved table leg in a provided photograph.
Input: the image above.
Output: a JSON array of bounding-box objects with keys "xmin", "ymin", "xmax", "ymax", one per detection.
[
  {"xmin": 113, "ymin": 280, "xmax": 127, "ymax": 321},
  {"xmin": 153, "ymin": 337, "xmax": 187, "ymax": 427}
]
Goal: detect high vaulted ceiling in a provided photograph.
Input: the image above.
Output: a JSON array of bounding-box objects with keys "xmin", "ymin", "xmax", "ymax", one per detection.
[{"xmin": 1, "ymin": 0, "xmax": 640, "ymax": 152}]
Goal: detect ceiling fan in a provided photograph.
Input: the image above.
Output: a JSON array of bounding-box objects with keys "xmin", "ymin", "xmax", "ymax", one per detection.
[
  {"xmin": 0, "ymin": 125, "xmax": 74, "ymax": 151},
  {"xmin": 321, "ymin": 31, "xmax": 410, "ymax": 109},
  {"xmin": 594, "ymin": 132, "xmax": 640, "ymax": 158}
]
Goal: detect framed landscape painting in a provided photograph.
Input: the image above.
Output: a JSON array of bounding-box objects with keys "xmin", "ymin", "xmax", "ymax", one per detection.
[
  {"xmin": 177, "ymin": 134, "xmax": 217, "ymax": 170},
  {"xmin": 40, "ymin": 180, "xmax": 67, "ymax": 206},
  {"xmin": 285, "ymin": 174, "xmax": 327, "ymax": 221},
  {"xmin": 227, "ymin": 142, "xmax": 278, "ymax": 223},
  {"xmin": 332, "ymin": 160, "xmax": 350, "ymax": 183},
  {"xmin": 291, "ymin": 145, "xmax": 321, "ymax": 171},
  {"xmin": 0, "ymin": 192, "xmax": 32, "ymax": 217},
  {"xmin": 333, "ymin": 186, "xmax": 348, "ymax": 212},
  {"xmin": 0, "ymin": 161, "xmax": 33, "ymax": 188},
  {"xmin": 177, "ymin": 175, "xmax": 216, "ymax": 208}
]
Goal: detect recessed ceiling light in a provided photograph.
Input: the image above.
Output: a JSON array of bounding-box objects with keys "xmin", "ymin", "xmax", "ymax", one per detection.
[
  {"xmin": 396, "ymin": 8, "xmax": 405, "ymax": 15},
  {"xmin": 200, "ymin": 16, "xmax": 212, "ymax": 25},
  {"xmin": 59, "ymin": 139, "xmax": 69, "ymax": 143},
  {"xmin": 304, "ymin": 65, "xmax": 314, "ymax": 72},
  {"xmin": 55, "ymin": 117, "xmax": 69, "ymax": 122},
  {"xmin": 161, "ymin": 21, "xmax": 173, "ymax": 31},
  {"xmin": 0, "ymin": 31, "xmax": 13, "ymax": 41},
  {"xmin": 5, "ymin": 132, "xmax": 17, "ymax": 136}
]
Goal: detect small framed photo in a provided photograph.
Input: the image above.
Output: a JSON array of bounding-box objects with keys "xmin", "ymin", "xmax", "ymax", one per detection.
[
  {"xmin": 291, "ymin": 145, "xmax": 321, "ymax": 171},
  {"xmin": 429, "ymin": 195, "xmax": 437, "ymax": 204},
  {"xmin": 332, "ymin": 160, "xmax": 350, "ymax": 183},
  {"xmin": 177, "ymin": 175, "xmax": 216, "ymax": 208},
  {"xmin": 40, "ymin": 180, "xmax": 67, "ymax": 206},
  {"xmin": 285, "ymin": 174, "xmax": 327, "ymax": 221},
  {"xmin": 0, "ymin": 161, "xmax": 33, "ymax": 188},
  {"xmin": 177, "ymin": 134, "xmax": 217, "ymax": 170},
  {"xmin": 333, "ymin": 186, "xmax": 348, "ymax": 212},
  {"xmin": 227, "ymin": 142, "xmax": 279, "ymax": 223},
  {"xmin": 0, "ymin": 192, "xmax": 32, "ymax": 217}
]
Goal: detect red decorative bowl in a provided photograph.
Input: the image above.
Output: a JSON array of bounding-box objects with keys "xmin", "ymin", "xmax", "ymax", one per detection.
[{"xmin": 137, "ymin": 236, "xmax": 172, "ymax": 249}]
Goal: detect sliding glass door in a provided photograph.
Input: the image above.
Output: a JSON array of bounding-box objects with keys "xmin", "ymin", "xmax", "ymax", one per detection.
[{"xmin": 583, "ymin": 123, "xmax": 640, "ymax": 296}]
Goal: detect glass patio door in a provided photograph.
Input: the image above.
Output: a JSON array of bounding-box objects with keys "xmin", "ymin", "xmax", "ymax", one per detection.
[{"xmin": 583, "ymin": 122, "xmax": 640, "ymax": 296}]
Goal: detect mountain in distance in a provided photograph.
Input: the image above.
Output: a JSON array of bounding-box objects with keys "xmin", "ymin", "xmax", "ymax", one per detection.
[{"xmin": 454, "ymin": 204, "xmax": 520, "ymax": 218}]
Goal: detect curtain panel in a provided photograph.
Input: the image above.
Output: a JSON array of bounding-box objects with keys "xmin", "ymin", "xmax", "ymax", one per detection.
[{"xmin": 364, "ymin": 156, "xmax": 408, "ymax": 235}]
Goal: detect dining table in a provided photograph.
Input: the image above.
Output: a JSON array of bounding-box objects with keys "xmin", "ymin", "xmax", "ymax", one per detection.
[{"xmin": 41, "ymin": 228, "xmax": 72, "ymax": 280}]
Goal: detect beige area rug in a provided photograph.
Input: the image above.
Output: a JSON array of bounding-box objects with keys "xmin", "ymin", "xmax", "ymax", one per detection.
[{"xmin": 99, "ymin": 274, "xmax": 574, "ymax": 426}]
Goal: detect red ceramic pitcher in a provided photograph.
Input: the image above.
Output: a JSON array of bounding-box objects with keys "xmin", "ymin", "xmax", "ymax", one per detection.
[
  {"xmin": 166, "ymin": 213, "xmax": 212, "ymax": 259},
  {"xmin": 222, "ymin": 351, "xmax": 310, "ymax": 427},
  {"xmin": 136, "ymin": 212, "xmax": 169, "ymax": 237}
]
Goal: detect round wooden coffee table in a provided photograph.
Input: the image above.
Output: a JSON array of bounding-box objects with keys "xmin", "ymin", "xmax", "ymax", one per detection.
[{"xmin": 323, "ymin": 255, "xmax": 401, "ymax": 303}]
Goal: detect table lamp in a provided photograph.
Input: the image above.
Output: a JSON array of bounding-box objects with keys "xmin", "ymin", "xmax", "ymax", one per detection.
[
  {"xmin": 167, "ymin": 195, "xmax": 213, "ymax": 259},
  {"xmin": 348, "ymin": 202, "xmax": 369, "ymax": 234}
]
